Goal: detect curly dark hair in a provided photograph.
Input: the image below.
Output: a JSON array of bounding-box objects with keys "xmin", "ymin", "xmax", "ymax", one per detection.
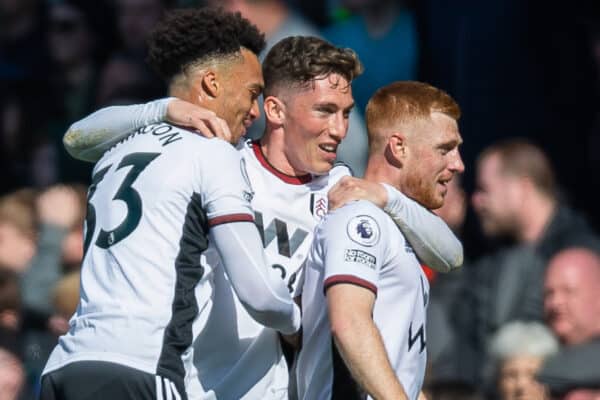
[
  {"xmin": 147, "ymin": 7, "xmax": 266, "ymax": 82},
  {"xmin": 262, "ymin": 36, "xmax": 363, "ymax": 95}
]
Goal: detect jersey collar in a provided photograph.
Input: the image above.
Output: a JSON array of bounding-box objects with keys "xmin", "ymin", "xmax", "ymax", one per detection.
[{"xmin": 251, "ymin": 140, "xmax": 313, "ymax": 185}]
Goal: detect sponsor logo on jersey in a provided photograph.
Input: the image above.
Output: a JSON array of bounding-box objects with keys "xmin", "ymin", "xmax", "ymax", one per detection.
[
  {"xmin": 346, "ymin": 215, "xmax": 380, "ymax": 247},
  {"xmin": 310, "ymin": 193, "xmax": 328, "ymax": 220},
  {"xmin": 344, "ymin": 248, "xmax": 376, "ymax": 269},
  {"xmin": 408, "ymin": 322, "xmax": 426, "ymax": 353},
  {"xmin": 254, "ymin": 211, "xmax": 309, "ymax": 258},
  {"xmin": 240, "ymin": 158, "xmax": 254, "ymax": 202}
]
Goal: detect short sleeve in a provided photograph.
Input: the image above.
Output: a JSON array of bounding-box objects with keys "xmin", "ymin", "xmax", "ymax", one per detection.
[
  {"xmin": 200, "ymin": 140, "xmax": 255, "ymax": 227},
  {"xmin": 321, "ymin": 202, "xmax": 387, "ymax": 296}
]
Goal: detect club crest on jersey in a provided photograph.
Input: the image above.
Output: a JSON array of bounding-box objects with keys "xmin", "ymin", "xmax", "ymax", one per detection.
[
  {"xmin": 310, "ymin": 193, "xmax": 328, "ymax": 220},
  {"xmin": 346, "ymin": 215, "xmax": 380, "ymax": 247},
  {"xmin": 240, "ymin": 158, "xmax": 254, "ymax": 202}
]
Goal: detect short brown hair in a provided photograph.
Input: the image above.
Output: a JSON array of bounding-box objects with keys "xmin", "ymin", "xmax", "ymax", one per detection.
[
  {"xmin": 366, "ymin": 81, "xmax": 460, "ymax": 153},
  {"xmin": 479, "ymin": 138, "xmax": 556, "ymax": 198},
  {"xmin": 262, "ymin": 36, "xmax": 363, "ymax": 95}
]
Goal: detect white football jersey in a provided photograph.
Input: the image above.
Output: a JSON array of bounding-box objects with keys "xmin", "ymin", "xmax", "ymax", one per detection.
[
  {"xmin": 297, "ymin": 200, "xmax": 430, "ymax": 400},
  {"xmin": 186, "ymin": 140, "xmax": 350, "ymax": 399},
  {"xmin": 42, "ymin": 123, "xmax": 255, "ymax": 386}
]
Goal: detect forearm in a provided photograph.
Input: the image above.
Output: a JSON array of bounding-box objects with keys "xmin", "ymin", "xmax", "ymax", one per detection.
[
  {"xmin": 333, "ymin": 316, "xmax": 408, "ymax": 400},
  {"xmin": 383, "ymin": 184, "xmax": 463, "ymax": 272},
  {"xmin": 64, "ymin": 98, "xmax": 172, "ymax": 162},
  {"xmin": 210, "ymin": 222, "xmax": 301, "ymax": 335}
]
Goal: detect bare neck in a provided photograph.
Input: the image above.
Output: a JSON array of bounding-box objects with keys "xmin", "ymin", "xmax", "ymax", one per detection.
[
  {"xmin": 260, "ymin": 128, "xmax": 305, "ymax": 176},
  {"xmin": 517, "ymin": 192, "xmax": 557, "ymax": 244},
  {"xmin": 363, "ymin": 154, "xmax": 400, "ymax": 187}
]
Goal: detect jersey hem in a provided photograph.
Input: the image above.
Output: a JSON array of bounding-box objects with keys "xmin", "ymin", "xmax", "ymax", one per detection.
[{"xmin": 42, "ymin": 352, "xmax": 157, "ymax": 377}]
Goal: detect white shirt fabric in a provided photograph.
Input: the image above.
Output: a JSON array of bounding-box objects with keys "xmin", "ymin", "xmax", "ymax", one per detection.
[
  {"xmin": 42, "ymin": 123, "xmax": 298, "ymax": 396},
  {"xmin": 60, "ymin": 101, "xmax": 462, "ymax": 399},
  {"xmin": 187, "ymin": 140, "xmax": 350, "ymax": 399},
  {"xmin": 298, "ymin": 200, "xmax": 430, "ymax": 400}
]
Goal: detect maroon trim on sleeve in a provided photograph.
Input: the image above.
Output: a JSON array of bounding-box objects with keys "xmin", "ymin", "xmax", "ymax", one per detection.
[
  {"xmin": 208, "ymin": 213, "xmax": 254, "ymax": 227},
  {"xmin": 324, "ymin": 275, "xmax": 377, "ymax": 296},
  {"xmin": 251, "ymin": 140, "xmax": 312, "ymax": 185}
]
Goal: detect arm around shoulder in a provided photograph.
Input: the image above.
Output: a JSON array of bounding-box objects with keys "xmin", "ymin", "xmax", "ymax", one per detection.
[{"xmin": 63, "ymin": 98, "xmax": 172, "ymax": 162}]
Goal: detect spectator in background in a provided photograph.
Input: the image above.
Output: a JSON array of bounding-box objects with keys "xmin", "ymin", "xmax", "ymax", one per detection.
[
  {"xmin": 0, "ymin": 344, "xmax": 25, "ymax": 400},
  {"xmin": 44, "ymin": 0, "xmax": 117, "ymax": 185},
  {"xmin": 95, "ymin": 53, "xmax": 165, "ymax": 108},
  {"xmin": 0, "ymin": 0, "xmax": 54, "ymax": 192},
  {"xmin": 0, "ymin": 189, "xmax": 36, "ymax": 273},
  {"xmin": 544, "ymin": 247, "xmax": 600, "ymax": 346},
  {"xmin": 489, "ymin": 321, "xmax": 558, "ymax": 400},
  {"xmin": 204, "ymin": 0, "xmax": 369, "ymax": 176},
  {"xmin": 116, "ymin": 0, "xmax": 170, "ymax": 57},
  {"xmin": 21, "ymin": 184, "xmax": 86, "ymax": 316},
  {"xmin": 51, "ymin": 270, "xmax": 80, "ymax": 321},
  {"xmin": 536, "ymin": 339, "xmax": 600, "ymax": 400},
  {"xmin": 425, "ymin": 175, "xmax": 480, "ymax": 399},
  {"xmin": 0, "ymin": 0, "xmax": 49, "ymax": 80},
  {"xmin": 323, "ymin": 0, "xmax": 418, "ymax": 113},
  {"xmin": 458, "ymin": 139, "xmax": 600, "ymax": 393},
  {"xmin": 0, "ymin": 269, "xmax": 21, "ymax": 335}
]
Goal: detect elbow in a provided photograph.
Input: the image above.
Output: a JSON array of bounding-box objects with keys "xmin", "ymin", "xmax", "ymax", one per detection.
[
  {"xmin": 63, "ymin": 128, "xmax": 81, "ymax": 158},
  {"xmin": 330, "ymin": 314, "xmax": 355, "ymax": 344}
]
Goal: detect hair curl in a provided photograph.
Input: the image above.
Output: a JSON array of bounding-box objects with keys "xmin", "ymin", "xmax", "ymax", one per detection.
[
  {"xmin": 147, "ymin": 7, "xmax": 265, "ymax": 82},
  {"xmin": 262, "ymin": 36, "xmax": 363, "ymax": 95}
]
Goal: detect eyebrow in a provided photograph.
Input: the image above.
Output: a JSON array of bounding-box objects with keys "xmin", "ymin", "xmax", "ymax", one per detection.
[
  {"xmin": 437, "ymin": 137, "xmax": 463, "ymax": 149},
  {"xmin": 314, "ymin": 102, "xmax": 355, "ymax": 111}
]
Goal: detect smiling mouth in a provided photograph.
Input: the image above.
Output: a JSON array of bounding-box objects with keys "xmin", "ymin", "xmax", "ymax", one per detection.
[{"xmin": 319, "ymin": 144, "xmax": 337, "ymax": 154}]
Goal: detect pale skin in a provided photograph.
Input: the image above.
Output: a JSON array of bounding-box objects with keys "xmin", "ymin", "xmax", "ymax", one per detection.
[
  {"xmin": 328, "ymin": 284, "xmax": 409, "ymax": 400},
  {"xmin": 328, "ymin": 110, "xmax": 463, "ymax": 399}
]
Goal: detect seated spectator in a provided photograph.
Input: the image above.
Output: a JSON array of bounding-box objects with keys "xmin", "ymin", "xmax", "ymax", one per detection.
[
  {"xmin": 458, "ymin": 139, "xmax": 600, "ymax": 392},
  {"xmin": 0, "ymin": 269, "xmax": 21, "ymax": 334},
  {"xmin": 424, "ymin": 175, "xmax": 480, "ymax": 398},
  {"xmin": 0, "ymin": 189, "xmax": 37, "ymax": 273},
  {"xmin": 544, "ymin": 247, "xmax": 600, "ymax": 346},
  {"xmin": 489, "ymin": 321, "xmax": 558, "ymax": 400},
  {"xmin": 0, "ymin": 345, "xmax": 25, "ymax": 400},
  {"xmin": 95, "ymin": 53, "xmax": 165, "ymax": 107},
  {"xmin": 21, "ymin": 184, "xmax": 85, "ymax": 315},
  {"xmin": 536, "ymin": 338, "xmax": 600, "ymax": 400},
  {"xmin": 52, "ymin": 270, "xmax": 80, "ymax": 320}
]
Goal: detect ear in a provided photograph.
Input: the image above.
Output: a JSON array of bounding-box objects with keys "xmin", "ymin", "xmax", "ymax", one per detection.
[
  {"xmin": 264, "ymin": 95, "xmax": 286, "ymax": 126},
  {"xmin": 199, "ymin": 70, "xmax": 219, "ymax": 99},
  {"xmin": 386, "ymin": 133, "xmax": 407, "ymax": 166}
]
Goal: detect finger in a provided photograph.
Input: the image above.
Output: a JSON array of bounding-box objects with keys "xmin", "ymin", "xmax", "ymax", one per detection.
[
  {"xmin": 217, "ymin": 118, "xmax": 232, "ymax": 142},
  {"xmin": 193, "ymin": 121, "xmax": 216, "ymax": 138},
  {"xmin": 193, "ymin": 114, "xmax": 222, "ymax": 138}
]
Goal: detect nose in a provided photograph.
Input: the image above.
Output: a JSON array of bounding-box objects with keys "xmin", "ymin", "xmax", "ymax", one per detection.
[
  {"xmin": 514, "ymin": 372, "xmax": 532, "ymax": 395},
  {"xmin": 329, "ymin": 112, "xmax": 348, "ymax": 142},
  {"xmin": 450, "ymin": 150, "xmax": 465, "ymax": 174},
  {"xmin": 249, "ymin": 98, "xmax": 260, "ymax": 120}
]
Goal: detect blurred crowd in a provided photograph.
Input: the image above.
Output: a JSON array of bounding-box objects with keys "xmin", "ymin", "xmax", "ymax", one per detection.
[{"xmin": 1, "ymin": 0, "xmax": 600, "ymax": 399}]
